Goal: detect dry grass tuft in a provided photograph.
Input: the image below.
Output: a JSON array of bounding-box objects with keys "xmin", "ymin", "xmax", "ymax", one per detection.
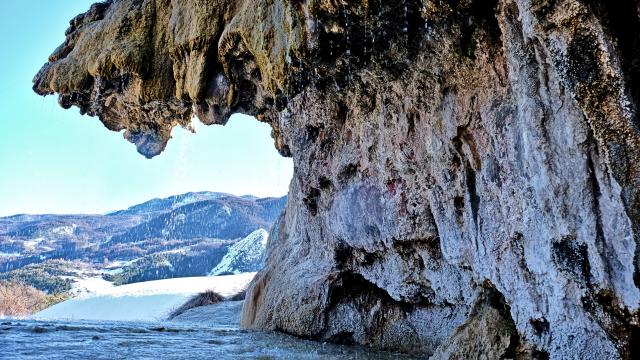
[
  {"xmin": 226, "ymin": 289, "xmax": 246, "ymax": 301},
  {"xmin": 168, "ymin": 290, "xmax": 224, "ymax": 319}
]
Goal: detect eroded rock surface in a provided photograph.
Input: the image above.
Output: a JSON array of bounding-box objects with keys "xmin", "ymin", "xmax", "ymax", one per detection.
[{"xmin": 34, "ymin": 0, "xmax": 640, "ymax": 358}]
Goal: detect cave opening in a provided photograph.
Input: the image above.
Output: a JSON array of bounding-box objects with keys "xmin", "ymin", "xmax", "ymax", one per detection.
[{"xmin": 0, "ymin": 80, "xmax": 294, "ymax": 313}]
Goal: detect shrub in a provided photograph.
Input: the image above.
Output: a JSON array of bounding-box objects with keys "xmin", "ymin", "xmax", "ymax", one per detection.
[{"xmin": 0, "ymin": 280, "xmax": 67, "ymax": 317}]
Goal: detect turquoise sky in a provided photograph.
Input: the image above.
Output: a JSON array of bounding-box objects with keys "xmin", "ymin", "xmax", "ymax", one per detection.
[{"xmin": 0, "ymin": 1, "xmax": 293, "ymax": 216}]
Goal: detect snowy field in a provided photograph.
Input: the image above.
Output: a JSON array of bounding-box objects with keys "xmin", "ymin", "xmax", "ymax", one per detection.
[{"xmin": 34, "ymin": 273, "xmax": 255, "ymax": 322}]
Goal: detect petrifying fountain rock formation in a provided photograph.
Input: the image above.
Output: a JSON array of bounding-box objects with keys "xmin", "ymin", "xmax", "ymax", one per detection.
[{"xmin": 34, "ymin": 0, "xmax": 640, "ymax": 358}]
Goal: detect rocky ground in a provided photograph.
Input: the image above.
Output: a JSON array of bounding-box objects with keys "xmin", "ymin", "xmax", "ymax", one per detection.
[{"xmin": 33, "ymin": 0, "xmax": 640, "ymax": 358}]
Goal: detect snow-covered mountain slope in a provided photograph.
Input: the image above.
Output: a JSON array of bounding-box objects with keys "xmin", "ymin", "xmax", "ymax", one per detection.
[
  {"xmin": 34, "ymin": 273, "xmax": 255, "ymax": 322},
  {"xmin": 108, "ymin": 191, "xmax": 230, "ymax": 217},
  {"xmin": 0, "ymin": 193, "xmax": 286, "ymax": 289},
  {"xmin": 109, "ymin": 196, "xmax": 286, "ymax": 244},
  {"xmin": 209, "ymin": 229, "xmax": 268, "ymax": 276}
]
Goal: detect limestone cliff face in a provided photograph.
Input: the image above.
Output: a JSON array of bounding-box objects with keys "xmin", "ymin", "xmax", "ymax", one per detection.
[{"xmin": 34, "ymin": 0, "xmax": 640, "ymax": 358}]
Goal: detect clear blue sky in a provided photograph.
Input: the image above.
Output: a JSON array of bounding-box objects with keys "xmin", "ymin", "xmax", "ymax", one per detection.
[{"xmin": 0, "ymin": 1, "xmax": 293, "ymax": 216}]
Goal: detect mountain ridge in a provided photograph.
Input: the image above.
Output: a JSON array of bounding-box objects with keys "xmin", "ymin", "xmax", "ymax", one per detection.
[{"xmin": 0, "ymin": 191, "xmax": 286, "ymax": 295}]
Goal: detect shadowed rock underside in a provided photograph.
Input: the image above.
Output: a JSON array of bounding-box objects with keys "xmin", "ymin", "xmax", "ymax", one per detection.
[{"xmin": 34, "ymin": 0, "xmax": 640, "ymax": 358}]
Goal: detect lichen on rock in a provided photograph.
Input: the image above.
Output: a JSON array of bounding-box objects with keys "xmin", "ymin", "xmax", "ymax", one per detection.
[{"xmin": 34, "ymin": 0, "xmax": 640, "ymax": 358}]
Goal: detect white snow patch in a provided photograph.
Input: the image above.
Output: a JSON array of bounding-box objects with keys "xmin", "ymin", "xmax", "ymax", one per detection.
[
  {"xmin": 34, "ymin": 273, "xmax": 255, "ymax": 322},
  {"xmin": 104, "ymin": 259, "xmax": 137, "ymax": 269},
  {"xmin": 0, "ymin": 252, "xmax": 21, "ymax": 258},
  {"xmin": 174, "ymin": 195, "xmax": 197, "ymax": 208},
  {"xmin": 22, "ymin": 237, "xmax": 45, "ymax": 251},
  {"xmin": 102, "ymin": 268, "xmax": 123, "ymax": 275},
  {"xmin": 158, "ymin": 247, "xmax": 188, "ymax": 255},
  {"xmin": 50, "ymin": 224, "xmax": 76, "ymax": 236},
  {"xmin": 70, "ymin": 277, "xmax": 115, "ymax": 296}
]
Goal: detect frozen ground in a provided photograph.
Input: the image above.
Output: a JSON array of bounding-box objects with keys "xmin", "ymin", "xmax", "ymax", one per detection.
[
  {"xmin": 35, "ymin": 273, "xmax": 255, "ymax": 322},
  {"xmin": 5, "ymin": 274, "xmax": 410, "ymax": 359},
  {"xmin": 0, "ymin": 317, "xmax": 411, "ymax": 360},
  {"xmin": 169, "ymin": 301, "xmax": 244, "ymax": 327}
]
